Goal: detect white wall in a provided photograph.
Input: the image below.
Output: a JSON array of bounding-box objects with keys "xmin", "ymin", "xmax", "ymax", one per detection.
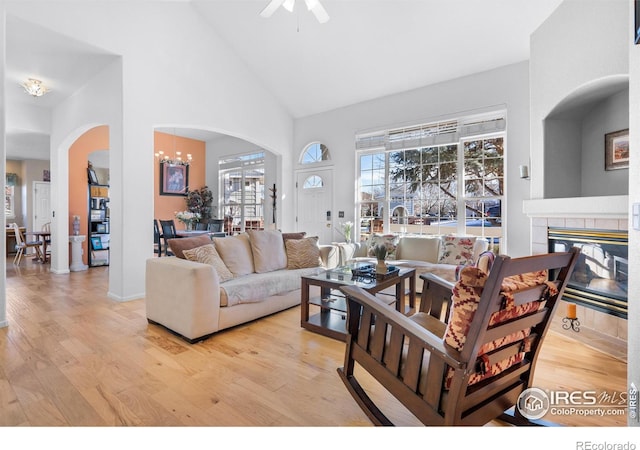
[
  {"xmin": 581, "ymin": 88, "xmax": 629, "ymax": 197},
  {"xmin": 3, "ymin": 1, "xmax": 294, "ymax": 301},
  {"xmin": 530, "ymin": 0, "xmax": 628, "ymax": 199},
  {"xmin": 294, "ymin": 61, "xmax": 532, "ymax": 257},
  {"xmin": 628, "ymin": 0, "xmax": 640, "ymax": 428}
]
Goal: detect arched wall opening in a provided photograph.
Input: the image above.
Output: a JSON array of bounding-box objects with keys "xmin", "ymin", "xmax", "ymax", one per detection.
[
  {"xmin": 68, "ymin": 125, "xmax": 110, "ymax": 266},
  {"xmin": 543, "ymin": 75, "xmax": 629, "ymax": 199}
]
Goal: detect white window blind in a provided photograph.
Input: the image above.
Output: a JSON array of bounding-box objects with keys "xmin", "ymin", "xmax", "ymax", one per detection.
[{"xmin": 355, "ymin": 112, "xmax": 505, "ymax": 151}]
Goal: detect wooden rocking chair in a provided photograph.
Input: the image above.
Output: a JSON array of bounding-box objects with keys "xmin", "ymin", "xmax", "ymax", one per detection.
[{"xmin": 337, "ymin": 248, "xmax": 580, "ymax": 426}]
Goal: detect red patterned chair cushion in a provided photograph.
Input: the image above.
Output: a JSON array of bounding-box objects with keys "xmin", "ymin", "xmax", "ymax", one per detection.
[{"xmin": 443, "ymin": 266, "xmax": 558, "ymax": 388}]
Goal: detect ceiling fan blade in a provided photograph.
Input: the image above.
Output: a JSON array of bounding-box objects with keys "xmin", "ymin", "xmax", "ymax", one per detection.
[
  {"xmin": 309, "ymin": 1, "xmax": 329, "ymax": 24},
  {"xmin": 260, "ymin": 0, "xmax": 286, "ymax": 18}
]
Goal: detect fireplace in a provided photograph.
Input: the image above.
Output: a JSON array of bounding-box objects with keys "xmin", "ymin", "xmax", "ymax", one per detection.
[{"xmin": 548, "ymin": 227, "xmax": 627, "ymax": 319}]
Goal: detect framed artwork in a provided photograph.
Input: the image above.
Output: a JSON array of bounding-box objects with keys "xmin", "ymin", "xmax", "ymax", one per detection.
[
  {"xmin": 87, "ymin": 167, "xmax": 99, "ymax": 185},
  {"xmin": 160, "ymin": 162, "xmax": 189, "ymax": 196},
  {"xmin": 90, "ymin": 236, "xmax": 103, "ymax": 250},
  {"xmin": 605, "ymin": 129, "xmax": 629, "ymax": 171}
]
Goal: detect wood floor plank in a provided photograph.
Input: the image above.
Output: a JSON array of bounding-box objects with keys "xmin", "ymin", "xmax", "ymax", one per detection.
[{"xmin": 0, "ymin": 259, "xmax": 628, "ymax": 427}]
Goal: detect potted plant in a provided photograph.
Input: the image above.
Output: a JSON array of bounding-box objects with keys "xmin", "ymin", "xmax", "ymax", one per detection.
[{"xmin": 373, "ymin": 244, "xmax": 388, "ymax": 274}]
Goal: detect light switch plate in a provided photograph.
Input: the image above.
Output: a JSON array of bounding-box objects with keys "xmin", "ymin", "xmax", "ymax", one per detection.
[{"xmin": 633, "ymin": 203, "xmax": 640, "ymax": 230}]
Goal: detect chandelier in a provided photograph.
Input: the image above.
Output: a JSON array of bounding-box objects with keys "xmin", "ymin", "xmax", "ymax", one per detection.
[
  {"xmin": 155, "ymin": 149, "xmax": 192, "ymax": 166},
  {"xmin": 21, "ymin": 78, "xmax": 50, "ymax": 97},
  {"xmin": 155, "ymin": 132, "xmax": 192, "ymax": 166},
  {"xmin": 260, "ymin": 0, "xmax": 329, "ymax": 24}
]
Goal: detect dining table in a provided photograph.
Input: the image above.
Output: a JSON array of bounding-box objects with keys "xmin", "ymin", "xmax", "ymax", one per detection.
[
  {"xmin": 26, "ymin": 230, "xmax": 51, "ymax": 263},
  {"xmin": 175, "ymin": 230, "xmax": 211, "ymax": 238}
]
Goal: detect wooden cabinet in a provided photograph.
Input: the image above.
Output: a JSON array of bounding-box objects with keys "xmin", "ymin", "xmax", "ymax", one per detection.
[{"xmin": 88, "ymin": 184, "xmax": 110, "ymax": 267}]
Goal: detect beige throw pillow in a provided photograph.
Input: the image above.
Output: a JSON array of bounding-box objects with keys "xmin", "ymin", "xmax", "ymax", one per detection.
[
  {"xmin": 183, "ymin": 244, "xmax": 234, "ymax": 283},
  {"xmin": 247, "ymin": 229, "xmax": 287, "ymax": 273},
  {"xmin": 285, "ymin": 236, "xmax": 321, "ymax": 269},
  {"xmin": 213, "ymin": 233, "xmax": 255, "ymax": 277}
]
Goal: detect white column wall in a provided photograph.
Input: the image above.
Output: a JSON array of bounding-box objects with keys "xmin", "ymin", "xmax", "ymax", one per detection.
[
  {"xmin": 294, "ymin": 61, "xmax": 531, "ymax": 257},
  {"xmin": 0, "ymin": 12, "xmax": 7, "ymax": 328},
  {"xmin": 628, "ymin": 0, "xmax": 640, "ymax": 428},
  {"xmin": 3, "ymin": 2, "xmax": 293, "ymax": 302}
]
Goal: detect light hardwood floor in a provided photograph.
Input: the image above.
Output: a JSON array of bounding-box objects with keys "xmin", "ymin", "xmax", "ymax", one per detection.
[{"xmin": 0, "ymin": 258, "xmax": 628, "ymax": 427}]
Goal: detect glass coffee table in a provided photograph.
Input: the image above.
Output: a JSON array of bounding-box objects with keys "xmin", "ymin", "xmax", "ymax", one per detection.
[{"xmin": 301, "ymin": 263, "xmax": 416, "ymax": 341}]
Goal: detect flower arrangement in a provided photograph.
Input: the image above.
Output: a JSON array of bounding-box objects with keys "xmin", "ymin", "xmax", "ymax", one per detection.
[
  {"xmin": 186, "ymin": 186, "xmax": 213, "ymax": 220},
  {"xmin": 175, "ymin": 210, "xmax": 200, "ymax": 230},
  {"xmin": 341, "ymin": 221, "xmax": 354, "ymax": 242}
]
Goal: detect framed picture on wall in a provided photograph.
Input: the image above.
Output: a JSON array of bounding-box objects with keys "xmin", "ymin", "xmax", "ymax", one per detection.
[
  {"xmin": 605, "ymin": 128, "xmax": 629, "ymax": 171},
  {"xmin": 160, "ymin": 162, "xmax": 189, "ymax": 196}
]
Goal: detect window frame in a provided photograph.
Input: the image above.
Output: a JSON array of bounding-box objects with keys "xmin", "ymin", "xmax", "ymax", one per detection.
[{"xmin": 356, "ymin": 113, "xmax": 505, "ymax": 244}]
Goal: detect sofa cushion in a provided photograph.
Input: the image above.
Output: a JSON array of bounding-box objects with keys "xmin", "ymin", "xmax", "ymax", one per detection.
[
  {"xmin": 220, "ymin": 267, "xmax": 320, "ymax": 307},
  {"xmin": 248, "ymin": 229, "xmax": 287, "ymax": 273},
  {"xmin": 439, "ymin": 235, "xmax": 476, "ymax": 265},
  {"xmin": 395, "ymin": 236, "xmax": 441, "ymax": 262},
  {"xmin": 182, "ymin": 244, "xmax": 234, "ymax": 283},
  {"xmin": 367, "ymin": 234, "xmax": 400, "ymax": 260},
  {"xmin": 167, "ymin": 235, "xmax": 212, "ymax": 259},
  {"xmin": 213, "ymin": 233, "xmax": 255, "ymax": 277},
  {"xmin": 285, "ymin": 236, "xmax": 322, "ymax": 269}
]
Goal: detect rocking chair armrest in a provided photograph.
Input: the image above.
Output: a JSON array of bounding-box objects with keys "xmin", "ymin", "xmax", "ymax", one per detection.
[
  {"xmin": 419, "ymin": 272, "xmax": 455, "ymax": 319},
  {"xmin": 340, "ymin": 285, "xmax": 464, "ymax": 370},
  {"xmin": 419, "ymin": 272, "xmax": 455, "ymax": 291}
]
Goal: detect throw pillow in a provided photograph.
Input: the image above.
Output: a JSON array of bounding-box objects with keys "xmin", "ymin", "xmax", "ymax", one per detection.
[
  {"xmin": 182, "ymin": 244, "xmax": 234, "ymax": 283},
  {"xmin": 213, "ymin": 233, "xmax": 255, "ymax": 277},
  {"xmin": 167, "ymin": 235, "xmax": 212, "ymax": 259},
  {"xmin": 439, "ymin": 235, "xmax": 477, "ymax": 265},
  {"xmin": 247, "ymin": 229, "xmax": 288, "ymax": 273},
  {"xmin": 367, "ymin": 234, "xmax": 400, "ymax": 260},
  {"xmin": 285, "ymin": 236, "xmax": 322, "ymax": 269}
]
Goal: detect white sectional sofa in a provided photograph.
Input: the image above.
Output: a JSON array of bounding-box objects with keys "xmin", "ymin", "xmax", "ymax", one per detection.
[
  {"xmin": 145, "ymin": 230, "xmax": 339, "ymax": 343},
  {"xmin": 336, "ymin": 234, "xmax": 489, "ymax": 290}
]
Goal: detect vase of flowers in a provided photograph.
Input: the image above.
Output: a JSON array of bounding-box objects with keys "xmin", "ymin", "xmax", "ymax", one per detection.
[
  {"xmin": 341, "ymin": 221, "xmax": 354, "ymax": 243},
  {"xmin": 175, "ymin": 210, "xmax": 200, "ymax": 230}
]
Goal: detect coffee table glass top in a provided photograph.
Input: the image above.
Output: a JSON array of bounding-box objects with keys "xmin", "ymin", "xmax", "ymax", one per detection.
[{"xmin": 303, "ymin": 262, "xmax": 404, "ymax": 287}]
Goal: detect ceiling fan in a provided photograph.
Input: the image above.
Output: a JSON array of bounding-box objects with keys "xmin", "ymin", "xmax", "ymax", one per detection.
[{"xmin": 260, "ymin": 0, "xmax": 330, "ymax": 24}]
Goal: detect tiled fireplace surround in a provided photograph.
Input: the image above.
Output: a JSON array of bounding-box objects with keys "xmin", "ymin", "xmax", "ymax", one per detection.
[{"xmin": 527, "ymin": 196, "xmax": 628, "ymax": 361}]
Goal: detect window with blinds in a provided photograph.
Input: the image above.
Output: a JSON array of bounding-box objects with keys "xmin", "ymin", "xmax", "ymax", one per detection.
[{"xmin": 356, "ymin": 111, "xmax": 505, "ymax": 248}]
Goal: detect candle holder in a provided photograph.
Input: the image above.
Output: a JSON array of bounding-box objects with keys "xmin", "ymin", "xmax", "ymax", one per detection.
[{"xmin": 562, "ymin": 316, "xmax": 580, "ymax": 332}]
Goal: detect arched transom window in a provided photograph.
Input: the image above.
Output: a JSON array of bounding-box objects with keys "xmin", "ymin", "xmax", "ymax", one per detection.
[{"xmin": 301, "ymin": 143, "xmax": 330, "ymax": 164}]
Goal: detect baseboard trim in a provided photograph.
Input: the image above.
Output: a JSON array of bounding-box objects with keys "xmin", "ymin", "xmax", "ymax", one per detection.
[
  {"xmin": 0, "ymin": 319, "xmax": 8, "ymax": 328},
  {"xmin": 107, "ymin": 291, "xmax": 144, "ymax": 303}
]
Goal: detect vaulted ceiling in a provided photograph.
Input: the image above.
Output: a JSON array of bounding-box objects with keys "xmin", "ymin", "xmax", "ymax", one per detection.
[{"xmin": 5, "ymin": 0, "xmax": 564, "ymax": 160}]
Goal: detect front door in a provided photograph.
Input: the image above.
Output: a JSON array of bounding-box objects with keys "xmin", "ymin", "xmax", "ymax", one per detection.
[{"xmin": 296, "ymin": 168, "xmax": 333, "ymax": 245}]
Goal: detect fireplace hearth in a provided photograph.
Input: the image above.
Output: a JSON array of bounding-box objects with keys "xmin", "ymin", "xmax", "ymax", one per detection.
[{"xmin": 548, "ymin": 227, "xmax": 627, "ymax": 319}]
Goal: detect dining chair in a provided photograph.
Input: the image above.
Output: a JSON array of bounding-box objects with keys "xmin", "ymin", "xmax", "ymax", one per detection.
[
  {"xmin": 207, "ymin": 219, "xmax": 225, "ymax": 233},
  {"xmin": 159, "ymin": 219, "xmax": 179, "ymax": 256},
  {"xmin": 10, "ymin": 223, "xmax": 44, "ymax": 265},
  {"xmin": 42, "ymin": 222, "xmax": 52, "ymax": 259},
  {"xmin": 153, "ymin": 220, "xmax": 163, "ymax": 257}
]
